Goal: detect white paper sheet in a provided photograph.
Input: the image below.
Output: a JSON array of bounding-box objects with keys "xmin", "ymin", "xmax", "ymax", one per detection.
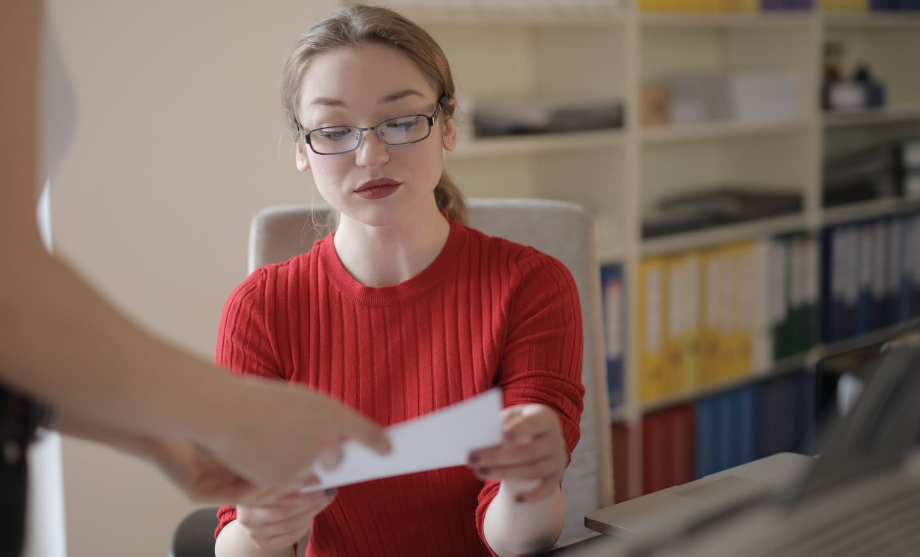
[{"xmin": 303, "ymin": 388, "xmax": 503, "ymax": 492}]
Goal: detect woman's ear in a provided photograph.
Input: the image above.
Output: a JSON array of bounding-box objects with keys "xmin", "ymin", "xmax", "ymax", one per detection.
[
  {"xmin": 441, "ymin": 98, "xmax": 458, "ymax": 152},
  {"xmin": 295, "ymin": 140, "xmax": 311, "ymax": 172}
]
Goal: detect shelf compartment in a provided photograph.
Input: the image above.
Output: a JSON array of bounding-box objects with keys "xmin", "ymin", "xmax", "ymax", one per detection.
[
  {"xmin": 823, "ymin": 104, "xmax": 920, "ymax": 129},
  {"xmin": 820, "ymin": 197, "xmax": 920, "ymax": 227},
  {"xmin": 641, "ymin": 213, "xmax": 808, "ymax": 256},
  {"xmin": 639, "ymin": 119, "xmax": 809, "ymax": 145},
  {"xmin": 641, "ymin": 352, "xmax": 813, "ymax": 415},
  {"xmin": 817, "ymin": 317, "xmax": 920, "ymax": 362},
  {"xmin": 640, "ymin": 316, "xmax": 920, "ymax": 414},
  {"xmin": 452, "ymin": 129, "xmax": 624, "ymax": 159}
]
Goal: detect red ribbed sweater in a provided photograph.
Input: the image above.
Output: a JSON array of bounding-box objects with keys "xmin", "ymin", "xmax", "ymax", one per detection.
[{"xmin": 215, "ymin": 219, "xmax": 584, "ymax": 557}]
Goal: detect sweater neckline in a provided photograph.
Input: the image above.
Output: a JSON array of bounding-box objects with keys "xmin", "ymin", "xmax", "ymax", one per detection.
[{"xmin": 319, "ymin": 219, "xmax": 466, "ymax": 306}]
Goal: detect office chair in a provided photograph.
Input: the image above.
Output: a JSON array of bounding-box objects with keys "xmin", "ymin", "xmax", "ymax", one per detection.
[{"xmin": 170, "ymin": 199, "xmax": 613, "ymax": 556}]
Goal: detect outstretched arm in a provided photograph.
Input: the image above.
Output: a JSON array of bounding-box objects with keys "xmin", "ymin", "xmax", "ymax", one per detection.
[{"xmin": 0, "ymin": 0, "xmax": 388, "ymax": 489}]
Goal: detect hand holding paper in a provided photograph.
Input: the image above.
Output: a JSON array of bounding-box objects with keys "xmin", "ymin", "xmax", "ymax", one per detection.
[{"xmin": 303, "ymin": 388, "xmax": 503, "ymax": 493}]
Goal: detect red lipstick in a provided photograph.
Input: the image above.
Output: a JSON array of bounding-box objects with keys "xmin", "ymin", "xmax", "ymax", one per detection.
[{"xmin": 355, "ymin": 178, "xmax": 402, "ymax": 200}]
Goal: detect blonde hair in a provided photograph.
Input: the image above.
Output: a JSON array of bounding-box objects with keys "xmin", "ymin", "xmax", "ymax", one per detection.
[{"xmin": 281, "ymin": 4, "xmax": 467, "ymax": 224}]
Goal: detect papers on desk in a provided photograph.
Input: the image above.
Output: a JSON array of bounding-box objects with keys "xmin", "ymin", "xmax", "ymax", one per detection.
[{"xmin": 303, "ymin": 388, "xmax": 503, "ymax": 492}]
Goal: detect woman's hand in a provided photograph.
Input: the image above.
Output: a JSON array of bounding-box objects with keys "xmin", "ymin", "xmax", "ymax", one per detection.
[
  {"xmin": 146, "ymin": 438, "xmax": 318, "ymax": 506},
  {"xmin": 467, "ymin": 403, "xmax": 568, "ymax": 503},
  {"xmin": 209, "ymin": 377, "xmax": 391, "ymax": 488},
  {"xmin": 234, "ymin": 488, "xmax": 337, "ymax": 552}
]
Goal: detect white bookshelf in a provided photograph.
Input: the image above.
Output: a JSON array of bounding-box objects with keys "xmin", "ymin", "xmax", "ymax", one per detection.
[
  {"xmin": 639, "ymin": 119, "xmax": 809, "ymax": 144},
  {"xmin": 824, "ymin": 103, "xmax": 920, "ymax": 128},
  {"xmin": 641, "ymin": 213, "xmax": 809, "ymax": 257},
  {"xmin": 452, "ymin": 129, "xmax": 624, "ymax": 159},
  {"xmin": 352, "ymin": 1, "xmax": 920, "ymax": 503}
]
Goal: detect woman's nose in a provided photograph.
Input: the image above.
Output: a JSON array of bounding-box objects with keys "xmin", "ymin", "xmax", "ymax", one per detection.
[{"xmin": 355, "ymin": 129, "xmax": 389, "ymax": 168}]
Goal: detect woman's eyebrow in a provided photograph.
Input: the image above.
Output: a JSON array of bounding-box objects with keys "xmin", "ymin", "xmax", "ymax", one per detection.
[
  {"xmin": 309, "ymin": 97, "xmax": 347, "ymax": 107},
  {"xmin": 380, "ymin": 89, "xmax": 424, "ymax": 103}
]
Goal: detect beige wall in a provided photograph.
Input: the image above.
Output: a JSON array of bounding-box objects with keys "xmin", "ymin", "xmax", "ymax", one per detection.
[{"xmin": 46, "ymin": 1, "xmax": 336, "ymax": 555}]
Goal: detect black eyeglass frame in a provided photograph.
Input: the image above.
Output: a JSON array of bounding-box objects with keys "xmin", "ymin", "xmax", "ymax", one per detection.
[{"xmin": 296, "ymin": 94, "xmax": 450, "ymax": 156}]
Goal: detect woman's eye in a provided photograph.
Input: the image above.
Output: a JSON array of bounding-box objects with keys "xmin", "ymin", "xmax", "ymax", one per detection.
[
  {"xmin": 388, "ymin": 118, "xmax": 419, "ymax": 131},
  {"xmin": 318, "ymin": 128, "xmax": 352, "ymax": 141}
]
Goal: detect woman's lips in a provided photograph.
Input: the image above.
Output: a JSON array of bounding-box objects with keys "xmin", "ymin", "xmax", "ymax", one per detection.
[{"xmin": 355, "ymin": 178, "xmax": 402, "ymax": 199}]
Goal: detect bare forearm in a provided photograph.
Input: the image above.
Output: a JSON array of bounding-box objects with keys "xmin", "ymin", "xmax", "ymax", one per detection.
[
  {"xmin": 0, "ymin": 246, "xmax": 241, "ymax": 447},
  {"xmin": 215, "ymin": 521, "xmax": 294, "ymax": 557},
  {"xmin": 0, "ymin": 0, "xmax": 240, "ymax": 449},
  {"xmin": 483, "ymin": 482, "xmax": 566, "ymax": 557},
  {"xmin": 54, "ymin": 411, "xmax": 157, "ymax": 460}
]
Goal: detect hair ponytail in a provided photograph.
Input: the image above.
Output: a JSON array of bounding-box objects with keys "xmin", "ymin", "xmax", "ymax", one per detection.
[{"xmin": 435, "ymin": 170, "xmax": 467, "ymax": 225}]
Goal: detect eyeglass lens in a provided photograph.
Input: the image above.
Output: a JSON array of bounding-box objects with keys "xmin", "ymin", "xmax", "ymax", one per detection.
[{"xmin": 309, "ymin": 115, "xmax": 431, "ymax": 155}]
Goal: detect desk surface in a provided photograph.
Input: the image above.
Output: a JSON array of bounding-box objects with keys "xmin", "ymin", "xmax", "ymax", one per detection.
[{"xmin": 537, "ymin": 532, "xmax": 619, "ymax": 555}]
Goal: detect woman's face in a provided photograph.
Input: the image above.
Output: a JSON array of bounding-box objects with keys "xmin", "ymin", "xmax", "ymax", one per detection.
[{"xmin": 295, "ymin": 43, "xmax": 456, "ymax": 228}]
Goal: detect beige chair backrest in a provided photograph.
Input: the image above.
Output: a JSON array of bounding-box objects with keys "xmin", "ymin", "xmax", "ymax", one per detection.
[{"xmin": 248, "ymin": 198, "xmax": 613, "ymax": 542}]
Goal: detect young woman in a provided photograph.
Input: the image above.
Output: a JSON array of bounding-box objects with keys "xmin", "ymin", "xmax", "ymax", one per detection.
[
  {"xmin": 214, "ymin": 5, "xmax": 585, "ymax": 557},
  {"xmin": 0, "ymin": 3, "xmax": 390, "ymax": 556}
]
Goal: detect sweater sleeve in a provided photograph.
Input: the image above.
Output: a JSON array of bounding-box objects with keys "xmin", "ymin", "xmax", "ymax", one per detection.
[
  {"xmin": 214, "ymin": 267, "xmax": 286, "ymax": 539},
  {"xmin": 475, "ymin": 251, "xmax": 586, "ymax": 550}
]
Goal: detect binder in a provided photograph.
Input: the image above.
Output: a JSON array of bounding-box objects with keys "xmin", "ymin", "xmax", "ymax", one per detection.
[
  {"xmin": 855, "ymin": 223, "xmax": 874, "ymax": 336},
  {"xmin": 676, "ymin": 253, "xmax": 703, "ymax": 394},
  {"xmin": 612, "ymin": 424, "xmax": 630, "ymax": 503},
  {"xmin": 668, "ymin": 405, "xmax": 696, "ymax": 487},
  {"xmin": 841, "ymin": 225, "xmax": 860, "ymax": 340},
  {"xmin": 700, "ymin": 248, "xmax": 725, "ymax": 386},
  {"xmin": 753, "ymin": 240, "xmax": 775, "ymax": 373},
  {"xmin": 720, "ymin": 245, "xmax": 741, "ymax": 380},
  {"xmin": 820, "ymin": 226, "xmax": 839, "ymax": 344},
  {"xmin": 601, "ymin": 264, "xmax": 626, "ymax": 410},
  {"xmin": 694, "ymin": 395, "xmax": 723, "ymax": 478},
  {"xmin": 871, "ymin": 219, "xmax": 889, "ymax": 330},
  {"xmin": 770, "ymin": 237, "xmax": 791, "ymax": 359},
  {"xmin": 664, "ymin": 256, "xmax": 685, "ymax": 397},
  {"xmin": 735, "ymin": 243, "xmax": 757, "ymax": 377},
  {"xmin": 638, "ymin": 257, "xmax": 668, "ymax": 402},
  {"xmin": 886, "ymin": 217, "xmax": 903, "ymax": 327},
  {"xmin": 643, "ymin": 411, "xmax": 669, "ymax": 494}
]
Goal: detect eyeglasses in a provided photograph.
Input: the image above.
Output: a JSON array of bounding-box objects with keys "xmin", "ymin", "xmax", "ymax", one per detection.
[{"xmin": 298, "ymin": 94, "xmax": 448, "ymax": 156}]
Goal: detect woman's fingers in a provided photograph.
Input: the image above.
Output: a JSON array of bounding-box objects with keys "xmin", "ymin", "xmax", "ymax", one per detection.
[
  {"xmin": 473, "ymin": 456, "xmax": 563, "ymax": 482},
  {"xmin": 470, "ymin": 434, "xmax": 555, "ymax": 468}
]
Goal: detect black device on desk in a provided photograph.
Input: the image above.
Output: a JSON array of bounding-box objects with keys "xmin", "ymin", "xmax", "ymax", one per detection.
[{"xmin": 559, "ymin": 344, "xmax": 920, "ymax": 557}]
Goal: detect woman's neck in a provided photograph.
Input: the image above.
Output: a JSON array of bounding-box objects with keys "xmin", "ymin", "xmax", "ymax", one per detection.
[{"xmin": 332, "ymin": 204, "xmax": 451, "ymax": 287}]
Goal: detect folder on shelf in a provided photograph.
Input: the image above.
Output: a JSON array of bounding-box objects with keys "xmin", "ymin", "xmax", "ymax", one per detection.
[
  {"xmin": 855, "ymin": 223, "xmax": 874, "ymax": 336},
  {"xmin": 601, "ymin": 264, "xmax": 626, "ymax": 411},
  {"xmin": 612, "ymin": 423, "xmax": 630, "ymax": 504},
  {"xmin": 770, "ymin": 236, "xmax": 791, "ymax": 360},
  {"xmin": 719, "ymin": 245, "xmax": 740, "ymax": 381},
  {"xmin": 663, "ymin": 256, "xmax": 684, "ymax": 398},
  {"xmin": 695, "ymin": 394, "xmax": 725, "ymax": 478},
  {"xmin": 700, "ymin": 249, "xmax": 725, "ymax": 386},
  {"xmin": 643, "ymin": 410, "xmax": 669, "ymax": 494},
  {"xmin": 668, "ymin": 405, "xmax": 696, "ymax": 488},
  {"xmin": 804, "ymin": 235, "xmax": 820, "ymax": 353},
  {"xmin": 638, "ymin": 257, "xmax": 668, "ymax": 402},
  {"xmin": 735, "ymin": 242, "xmax": 757, "ymax": 378},
  {"xmin": 680, "ymin": 253, "xmax": 703, "ymax": 394},
  {"xmin": 753, "ymin": 240, "xmax": 775, "ymax": 373},
  {"xmin": 885, "ymin": 217, "xmax": 902, "ymax": 328}
]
